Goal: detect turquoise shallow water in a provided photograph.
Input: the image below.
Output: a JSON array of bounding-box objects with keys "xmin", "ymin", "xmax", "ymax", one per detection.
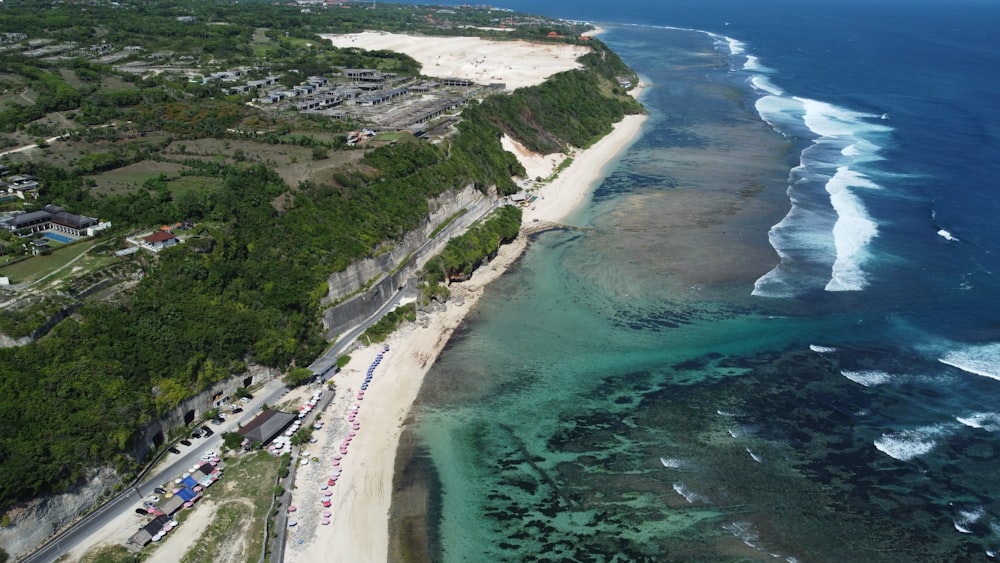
[{"xmin": 395, "ymin": 21, "xmax": 1000, "ymax": 563}]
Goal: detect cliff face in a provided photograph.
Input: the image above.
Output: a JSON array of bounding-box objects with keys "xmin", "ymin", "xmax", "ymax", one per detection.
[
  {"xmin": 0, "ymin": 364, "xmax": 279, "ymax": 559},
  {"xmin": 321, "ymin": 185, "xmax": 496, "ymax": 339},
  {"xmin": 0, "ymin": 468, "xmax": 120, "ymax": 559},
  {"xmin": 133, "ymin": 363, "xmax": 280, "ymax": 461}
]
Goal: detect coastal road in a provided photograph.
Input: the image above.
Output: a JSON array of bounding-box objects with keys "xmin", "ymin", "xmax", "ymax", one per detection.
[
  {"xmin": 20, "ymin": 382, "xmax": 289, "ymax": 563},
  {"xmin": 22, "ymin": 198, "xmax": 502, "ymax": 562}
]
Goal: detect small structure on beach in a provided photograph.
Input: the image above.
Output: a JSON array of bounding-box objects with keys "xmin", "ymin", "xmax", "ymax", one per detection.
[{"xmin": 239, "ymin": 409, "xmax": 297, "ymax": 446}]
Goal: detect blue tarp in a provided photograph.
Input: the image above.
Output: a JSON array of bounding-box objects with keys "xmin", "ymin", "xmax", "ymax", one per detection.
[
  {"xmin": 181, "ymin": 476, "xmax": 198, "ymax": 488},
  {"xmin": 176, "ymin": 488, "xmax": 197, "ymax": 501}
]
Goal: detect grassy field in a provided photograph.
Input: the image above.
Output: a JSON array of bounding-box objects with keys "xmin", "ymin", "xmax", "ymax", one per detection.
[
  {"xmin": 76, "ymin": 544, "xmax": 140, "ymax": 563},
  {"xmin": 0, "ymin": 238, "xmax": 98, "ymax": 284},
  {"xmin": 178, "ymin": 451, "xmax": 282, "ymax": 563}
]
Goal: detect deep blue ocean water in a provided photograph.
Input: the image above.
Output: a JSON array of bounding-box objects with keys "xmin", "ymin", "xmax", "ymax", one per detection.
[{"xmin": 397, "ymin": 1, "xmax": 1000, "ymax": 560}]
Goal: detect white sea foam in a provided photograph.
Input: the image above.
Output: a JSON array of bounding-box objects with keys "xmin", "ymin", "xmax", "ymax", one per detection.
[
  {"xmin": 750, "ymin": 75, "xmax": 783, "ymax": 96},
  {"xmin": 672, "ymin": 482, "xmax": 709, "ymax": 504},
  {"xmin": 743, "ymin": 54, "xmax": 764, "ymax": 71},
  {"xmin": 955, "ymin": 521, "xmax": 974, "ymax": 534},
  {"xmin": 940, "ymin": 343, "xmax": 1000, "ymax": 381},
  {"xmin": 953, "ymin": 506, "xmax": 986, "ymax": 534},
  {"xmin": 841, "ymin": 370, "xmax": 893, "ymax": 387},
  {"xmin": 955, "ymin": 412, "xmax": 1000, "ymax": 432},
  {"xmin": 746, "ymin": 447, "xmax": 763, "ymax": 463},
  {"xmin": 873, "ymin": 424, "xmax": 951, "ymax": 461},
  {"xmin": 810, "ymin": 345, "xmax": 837, "ymax": 353},
  {"xmin": 938, "ymin": 229, "xmax": 959, "ymax": 241},
  {"xmin": 723, "ymin": 521, "xmax": 761, "ymax": 549},
  {"xmin": 752, "ymin": 95, "xmax": 889, "ymax": 297},
  {"xmin": 796, "ymin": 97, "xmax": 891, "ymax": 138},
  {"xmin": 726, "ymin": 37, "xmax": 746, "ymax": 55},
  {"xmin": 660, "ymin": 457, "xmax": 683, "ymax": 469},
  {"xmin": 826, "ymin": 168, "xmax": 879, "ymax": 291}
]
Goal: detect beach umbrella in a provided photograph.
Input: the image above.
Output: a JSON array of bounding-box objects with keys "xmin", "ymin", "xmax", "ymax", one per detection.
[
  {"xmin": 333, "ymin": 454, "xmax": 342, "ymax": 460},
  {"xmin": 320, "ymin": 484, "xmax": 328, "ymax": 490},
  {"xmin": 174, "ymin": 478, "xmax": 182, "ymax": 484},
  {"xmin": 289, "ymin": 520, "xmax": 298, "ymax": 527},
  {"xmin": 183, "ymin": 501, "xmax": 193, "ymax": 508},
  {"xmin": 322, "ymin": 500, "xmax": 331, "ymax": 507},
  {"xmin": 348, "ymin": 431, "xmax": 356, "ymax": 437},
  {"xmin": 332, "ymin": 460, "xmax": 340, "ymax": 466},
  {"xmin": 172, "ymin": 487, "xmax": 181, "ymax": 494},
  {"xmin": 287, "ymin": 506, "xmax": 298, "ymax": 513},
  {"xmin": 321, "ymin": 519, "xmax": 331, "ymax": 526},
  {"xmin": 193, "ymin": 486, "xmax": 202, "ymax": 492},
  {"xmin": 323, "ymin": 510, "xmax": 332, "ymax": 517},
  {"xmin": 324, "ymin": 490, "xmax": 333, "ymax": 497},
  {"xmin": 328, "ymin": 479, "xmax": 336, "ymax": 486}
]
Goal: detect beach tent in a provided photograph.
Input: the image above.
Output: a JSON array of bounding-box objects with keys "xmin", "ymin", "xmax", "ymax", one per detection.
[
  {"xmin": 181, "ymin": 476, "xmax": 198, "ymax": 488},
  {"xmin": 176, "ymin": 488, "xmax": 197, "ymax": 502}
]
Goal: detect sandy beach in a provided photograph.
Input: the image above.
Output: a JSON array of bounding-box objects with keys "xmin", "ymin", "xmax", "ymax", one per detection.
[
  {"xmin": 286, "ymin": 51, "xmax": 647, "ymax": 563},
  {"xmin": 321, "ymin": 31, "xmax": 592, "ymax": 91}
]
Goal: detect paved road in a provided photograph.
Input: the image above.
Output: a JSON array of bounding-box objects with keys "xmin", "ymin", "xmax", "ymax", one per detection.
[
  {"xmin": 20, "ymin": 382, "xmax": 289, "ymax": 563},
  {"xmin": 21, "ymin": 197, "xmax": 504, "ymax": 562}
]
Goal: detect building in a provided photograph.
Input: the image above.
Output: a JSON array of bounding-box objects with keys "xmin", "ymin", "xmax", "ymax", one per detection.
[
  {"xmin": 0, "ymin": 205, "xmax": 99, "ymax": 237},
  {"xmin": 238, "ymin": 410, "xmax": 297, "ymax": 446},
  {"xmin": 143, "ymin": 230, "xmax": 178, "ymax": 250},
  {"xmin": 4, "ymin": 174, "xmax": 39, "ymax": 199}
]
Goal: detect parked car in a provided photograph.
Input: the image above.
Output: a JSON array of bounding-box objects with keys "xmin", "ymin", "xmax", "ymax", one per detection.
[
  {"xmin": 201, "ymin": 426, "xmax": 214, "ymax": 436},
  {"xmin": 231, "ymin": 407, "xmax": 243, "ymax": 414},
  {"xmin": 153, "ymin": 487, "xmax": 167, "ymax": 495},
  {"xmin": 147, "ymin": 495, "xmax": 160, "ymax": 503},
  {"xmin": 180, "ymin": 439, "xmax": 192, "ymax": 446},
  {"xmin": 135, "ymin": 507, "xmax": 149, "ymax": 516},
  {"xmin": 168, "ymin": 447, "xmax": 180, "ymax": 454},
  {"xmin": 191, "ymin": 429, "xmax": 203, "ymax": 438},
  {"xmin": 240, "ymin": 397, "xmax": 251, "ymax": 404}
]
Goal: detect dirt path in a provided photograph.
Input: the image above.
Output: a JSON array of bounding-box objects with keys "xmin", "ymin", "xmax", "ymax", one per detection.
[{"xmin": 144, "ymin": 498, "xmax": 254, "ymax": 563}]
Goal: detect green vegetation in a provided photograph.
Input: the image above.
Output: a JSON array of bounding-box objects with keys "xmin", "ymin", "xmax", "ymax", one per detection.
[
  {"xmin": 421, "ymin": 205, "xmax": 523, "ymax": 288},
  {"xmin": 78, "ymin": 545, "xmax": 138, "ymax": 563},
  {"xmin": 361, "ymin": 303, "xmax": 417, "ymax": 343},
  {"xmin": 0, "ymin": 0, "xmax": 640, "ymax": 513},
  {"xmin": 176, "ymin": 451, "xmax": 281, "ymax": 563},
  {"xmin": 282, "ymin": 367, "xmax": 314, "ymax": 389},
  {"xmin": 221, "ymin": 432, "xmax": 243, "ymax": 452}
]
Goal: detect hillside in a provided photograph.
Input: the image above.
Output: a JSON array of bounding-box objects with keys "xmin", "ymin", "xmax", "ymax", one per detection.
[{"xmin": 0, "ymin": 0, "xmax": 642, "ymax": 518}]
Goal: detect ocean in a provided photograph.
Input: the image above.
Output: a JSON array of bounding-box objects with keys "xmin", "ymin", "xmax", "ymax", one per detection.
[{"xmin": 393, "ymin": 0, "xmax": 1000, "ymax": 560}]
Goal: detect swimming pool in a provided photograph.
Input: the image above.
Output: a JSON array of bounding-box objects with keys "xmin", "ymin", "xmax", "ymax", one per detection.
[{"xmin": 44, "ymin": 232, "xmax": 74, "ymax": 244}]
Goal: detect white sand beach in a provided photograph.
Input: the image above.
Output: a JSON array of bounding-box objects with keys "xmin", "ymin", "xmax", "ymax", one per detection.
[
  {"xmin": 288, "ymin": 35, "xmax": 648, "ymax": 560},
  {"xmin": 65, "ymin": 33, "xmax": 647, "ymax": 563}
]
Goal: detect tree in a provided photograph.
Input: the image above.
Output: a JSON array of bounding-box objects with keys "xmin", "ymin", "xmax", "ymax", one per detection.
[
  {"xmin": 222, "ymin": 431, "xmax": 243, "ymax": 451},
  {"xmin": 282, "ymin": 367, "xmax": 314, "ymax": 388}
]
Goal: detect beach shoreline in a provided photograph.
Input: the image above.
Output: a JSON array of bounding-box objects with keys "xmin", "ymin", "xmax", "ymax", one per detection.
[{"xmin": 287, "ymin": 90, "xmax": 648, "ymax": 561}]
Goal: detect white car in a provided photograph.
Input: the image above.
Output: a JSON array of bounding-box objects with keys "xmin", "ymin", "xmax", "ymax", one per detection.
[{"xmin": 147, "ymin": 495, "xmax": 160, "ymax": 503}]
